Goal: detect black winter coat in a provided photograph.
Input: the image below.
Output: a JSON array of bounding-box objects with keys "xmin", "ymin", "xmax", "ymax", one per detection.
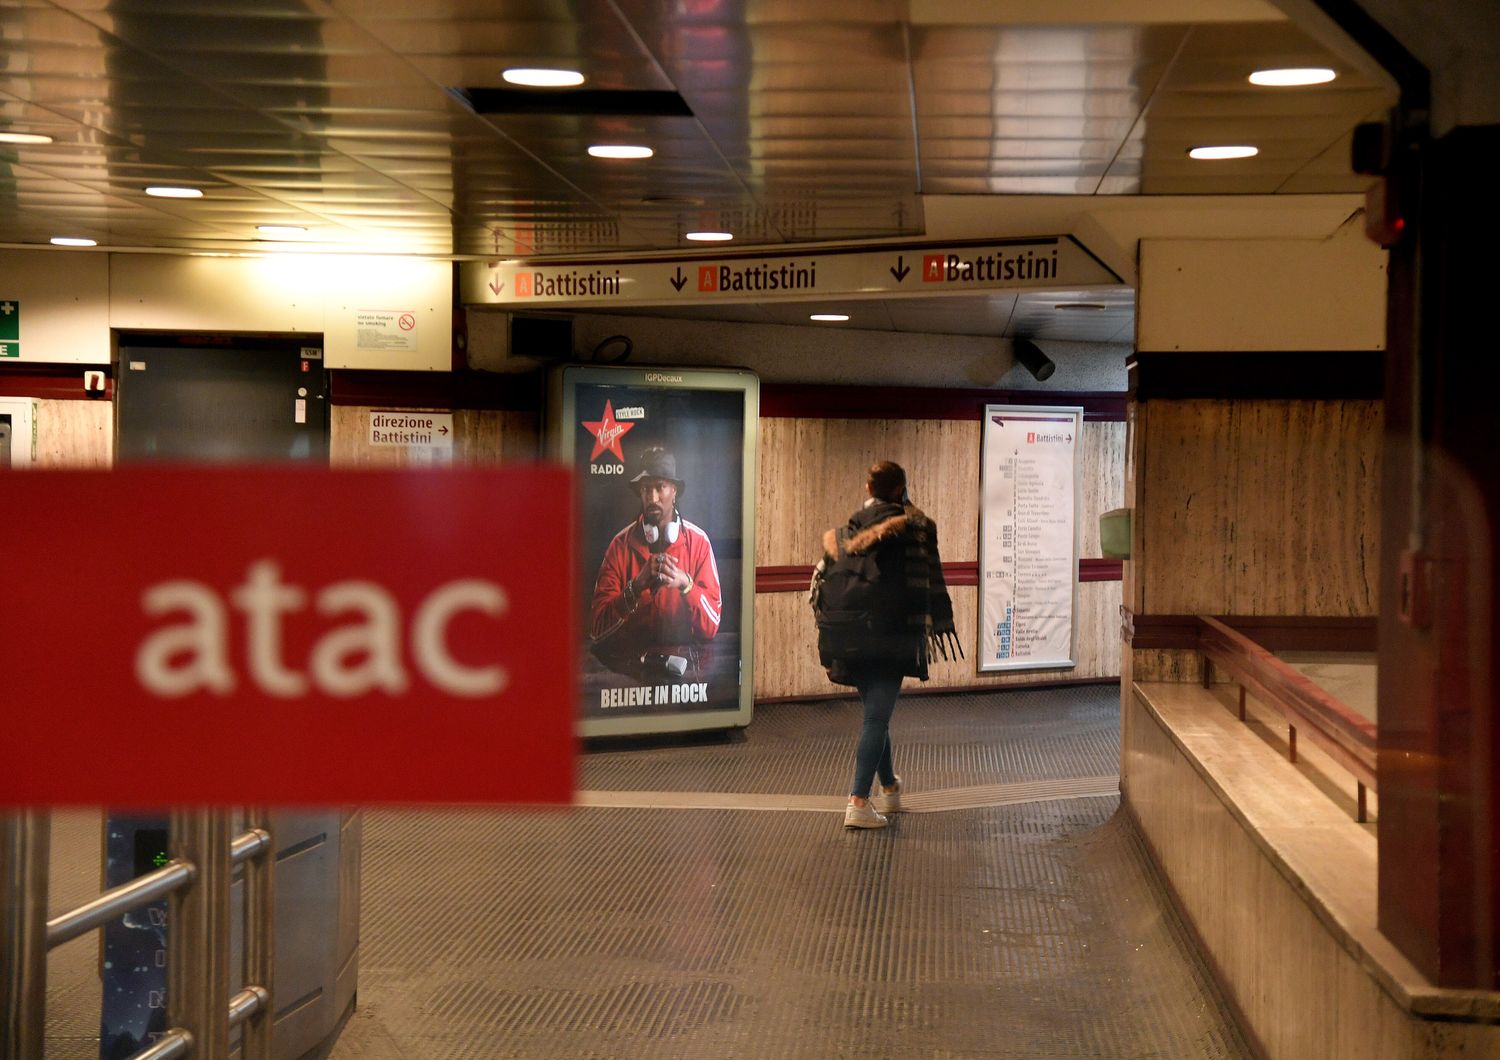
[{"xmin": 814, "ymin": 500, "xmax": 959, "ymax": 686}]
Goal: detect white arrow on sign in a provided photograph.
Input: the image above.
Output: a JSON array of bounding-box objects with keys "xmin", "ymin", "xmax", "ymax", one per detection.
[{"xmin": 459, "ymin": 236, "xmax": 1120, "ymax": 309}]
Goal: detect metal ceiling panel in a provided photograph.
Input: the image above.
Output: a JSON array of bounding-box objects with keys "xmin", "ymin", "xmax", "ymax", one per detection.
[
  {"xmin": 0, "ymin": 0, "xmax": 1394, "ymax": 337},
  {"xmin": 1101, "ymin": 20, "xmax": 1391, "ymax": 195},
  {"xmin": 910, "ymin": 23, "xmax": 1186, "ymax": 197},
  {"xmin": 569, "ymin": 286, "xmax": 1134, "ymax": 344},
  {"xmin": 1011, "ymin": 288, "xmax": 1135, "ymax": 342}
]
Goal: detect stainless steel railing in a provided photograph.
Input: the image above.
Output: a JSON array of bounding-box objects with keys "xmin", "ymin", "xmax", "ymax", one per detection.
[{"xmin": 1, "ymin": 809, "xmax": 276, "ymax": 1060}]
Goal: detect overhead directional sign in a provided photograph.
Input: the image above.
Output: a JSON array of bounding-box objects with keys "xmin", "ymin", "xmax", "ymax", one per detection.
[{"xmin": 459, "ymin": 236, "xmax": 1119, "ymax": 308}]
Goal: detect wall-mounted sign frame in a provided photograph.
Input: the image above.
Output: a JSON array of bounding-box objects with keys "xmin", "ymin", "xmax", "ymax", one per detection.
[
  {"xmin": 978, "ymin": 404, "xmax": 1083, "ymax": 673},
  {"xmin": 549, "ymin": 364, "xmax": 759, "ymax": 738},
  {"xmin": 462, "ymin": 236, "xmax": 1119, "ymax": 309}
]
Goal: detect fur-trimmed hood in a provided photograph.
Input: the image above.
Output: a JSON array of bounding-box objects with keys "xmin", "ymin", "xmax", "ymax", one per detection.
[
  {"xmin": 821, "ymin": 502, "xmax": 929, "ymax": 559},
  {"xmin": 811, "ymin": 498, "xmax": 960, "ymax": 683}
]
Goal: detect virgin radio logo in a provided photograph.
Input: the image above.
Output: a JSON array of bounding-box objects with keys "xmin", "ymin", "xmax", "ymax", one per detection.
[{"xmin": 581, "ymin": 400, "xmax": 635, "ymax": 466}]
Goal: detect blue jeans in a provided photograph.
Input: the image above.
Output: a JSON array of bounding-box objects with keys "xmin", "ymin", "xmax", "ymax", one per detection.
[{"xmin": 850, "ymin": 673, "xmax": 902, "ymax": 798}]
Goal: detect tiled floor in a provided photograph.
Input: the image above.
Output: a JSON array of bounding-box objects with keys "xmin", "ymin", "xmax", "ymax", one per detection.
[
  {"xmin": 42, "ymin": 686, "xmax": 1252, "ymax": 1058},
  {"xmin": 334, "ymin": 687, "xmax": 1250, "ymax": 1058}
]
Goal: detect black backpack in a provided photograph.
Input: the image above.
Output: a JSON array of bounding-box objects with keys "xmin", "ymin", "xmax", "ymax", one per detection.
[{"xmin": 809, "ymin": 528, "xmax": 904, "ymax": 668}]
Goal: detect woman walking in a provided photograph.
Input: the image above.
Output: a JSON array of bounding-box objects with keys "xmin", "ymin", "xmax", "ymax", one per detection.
[{"xmin": 811, "ymin": 461, "xmax": 961, "ymax": 829}]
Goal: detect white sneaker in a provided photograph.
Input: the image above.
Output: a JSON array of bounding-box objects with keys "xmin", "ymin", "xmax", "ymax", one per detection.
[
  {"xmin": 844, "ymin": 800, "xmax": 888, "ymax": 829},
  {"xmin": 874, "ymin": 776, "xmax": 903, "ymax": 815}
]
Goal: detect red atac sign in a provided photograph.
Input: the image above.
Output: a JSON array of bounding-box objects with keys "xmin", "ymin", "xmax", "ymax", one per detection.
[{"xmin": 0, "ymin": 466, "xmax": 575, "ymax": 805}]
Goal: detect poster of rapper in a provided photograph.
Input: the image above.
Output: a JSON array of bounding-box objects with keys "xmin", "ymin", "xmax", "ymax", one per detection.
[{"xmin": 569, "ymin": 373, "xmax": 752, "ymax": 728}]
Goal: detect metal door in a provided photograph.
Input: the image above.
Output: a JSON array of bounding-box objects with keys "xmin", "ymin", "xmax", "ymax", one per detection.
[
  {"xmin": 107, "ymin": 337, "xmax": 348, "ymax": 1058},
  {"xmin": 115, "ymin": 342, "xmax": 328, "ymax": 463}
]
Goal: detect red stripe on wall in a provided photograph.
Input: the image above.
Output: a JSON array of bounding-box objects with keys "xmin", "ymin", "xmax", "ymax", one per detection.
[
  {"xmin": 329, "ymin": 369, "xmax": 536, "ymax": 410},
  {"xmin": 756, "ymin": 558, "xmax": 1121, "ymax": 593},
  {"xmin": 760, "ymin": 384, "xmax": 1126, "ymax": 421},
  {"xmin": 0, "ymin": 365, "xmax": 112, "ymax": 400}
]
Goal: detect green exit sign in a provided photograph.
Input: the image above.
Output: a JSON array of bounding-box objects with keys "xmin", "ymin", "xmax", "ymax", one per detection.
[{"xmin": 0, "ymin": 300, "xmax": 18, "ymax": 358}]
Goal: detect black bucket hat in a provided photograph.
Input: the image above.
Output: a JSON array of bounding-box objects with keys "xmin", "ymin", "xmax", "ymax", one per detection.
[{"xmin": 628, "ymin": 445, "xmax": 684, "ymax": 491}]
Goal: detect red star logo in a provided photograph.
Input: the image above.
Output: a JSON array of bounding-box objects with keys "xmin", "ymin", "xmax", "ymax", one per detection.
[{"xmin": 581, "ymin": 400, "xmax": 635, "ymax": 462}]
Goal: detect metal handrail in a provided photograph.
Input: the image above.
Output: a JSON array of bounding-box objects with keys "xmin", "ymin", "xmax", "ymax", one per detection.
[
  {"xmin": 1, "ymin": 813, "xmax": 277, "ymax": 1060},
  {"xmin": 231, "ymin": 827, "xmax": 273, "ymax": 866},
  {"xmin": 43, "ymin": 828, "xmax": 270, "ymax": 950},
  {"xmin": 229, "ymin": 985, "xmax": 270, "ymax": 1026},
  {"xmin": 132, "ymin": 1031, "xmax": 192, "ymax": 1060},
  {"xmin": 1198, "ymin": 614, "xmax": 1377, "ymax": 821},
  {"xmin": 129, "ymin": 985, "xmax": 272, "ymax": 1059},
  {"xmin": 47, "ymin": 860, "xmax": 195, "ymax": 949}
]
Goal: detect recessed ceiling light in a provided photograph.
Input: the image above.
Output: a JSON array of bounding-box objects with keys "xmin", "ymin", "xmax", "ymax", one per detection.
[
  {"xmin": 1249, "ymin": 67, "xmax": 1336, "ymax": 87},
  {"xmin": 256, "ymin": 225, "xmax": 307, "ymax": 237},
  {"xmin": 145, "ymin": 185, "xmax": 204, "ymax": 199},
  {"xmin": 50, "ymin": 236, "xmax": 96, "ymax": 247},
  {"xmin": 809, "ymin": 314, "xmax": 849, "ymax": 322},
  {"xmin": 685, "ymin": 231, "xmax": 733, "ymax": 242},
  {"xmin": 1188, "ymin": 145, "xmax": 1258, "ymax": 160},
  {"xmin": 0, "ymin": 131, "xmax": 53, "ymax": 145},
  {"xmin": 502, "ymin": 67, "xmax": 585, "ymax": 88},
  {"xmin": 1054, "ymin": 302, "xmax": 1107, "ymax": 311},
  {"xmin": 588, "ymin": 145, "xmax": 653, "ymax": 159}
]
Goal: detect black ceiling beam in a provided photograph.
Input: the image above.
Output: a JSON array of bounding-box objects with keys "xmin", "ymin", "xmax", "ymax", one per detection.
[{"xmin": 454, "ymin": 88, "xmax": 694, "ymax": 118}]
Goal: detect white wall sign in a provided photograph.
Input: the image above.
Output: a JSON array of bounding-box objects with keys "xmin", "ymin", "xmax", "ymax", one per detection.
[
  {"xmin": 355, "ymin": 309, "xmax": 418, "ymax": 351},
  {"xmin": 368, "ymin": 411, "xmax": 454, "ymax": 464},
  {"xmin": 978, "ymin": 404, "xmax": 1082, "ymax": 673},
  {"xmin": 0, "ymin": 397, "xmax": 37, "ymax": 467},
  {"xmin": 459, "ymin": 236, "xmax": 1118, "ymax": 308}
]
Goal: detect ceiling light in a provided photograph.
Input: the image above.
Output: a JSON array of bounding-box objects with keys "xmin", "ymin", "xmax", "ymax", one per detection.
[
  {"xmin": 1249, "ymin": 67, "xmax": 1336, "ymax": 87},
  {"xmin": 1188, "ymin": 145, "xmax": 1258, "ymax": 160},
  {"xmin": 256, "ymin": 225, "xmax": 307, "ymax": 237},
  {"xmin": 502, "ymin": 68, "xmax": 585, "ymax": 88},
  {"xmin": 588, "ymin": 145, "xmax": 653, "ymax": 159},
  {"xmin": 50, "ymin": 236, "xmax": 96, "ymax": 247},
  {"xmin": 809, "ymin": 314, "xmax": 849, "ymax": 322},
  {"xmin": 145, "ymin": 185, "xmax": 203, "ymax": 199},
  {"xmin": 685, "ymin": 231, "xmax": 733, "ymax": 242},
  {"xmin": 0, "ymin": 131, "xmax": 53, "ymax": 145},
  {"xmin": 1054, "ymin": 302, "xmax": 1106, "ymax": 311}
]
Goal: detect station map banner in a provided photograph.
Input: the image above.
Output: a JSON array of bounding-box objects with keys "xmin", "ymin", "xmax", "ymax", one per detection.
[{"xmin": 978, "ymin": 405, "xmax": 1083, "ymax": 673}]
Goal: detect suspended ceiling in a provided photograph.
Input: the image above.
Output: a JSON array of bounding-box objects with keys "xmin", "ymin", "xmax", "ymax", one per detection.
[{"xmin": 0, "ymin": 0, "xmax": 1395, "ymax": 341}]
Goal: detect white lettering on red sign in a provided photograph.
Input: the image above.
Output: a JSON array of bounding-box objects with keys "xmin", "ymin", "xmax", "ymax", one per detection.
[{"xmin": 134, "ymin": 560, "xmax": 508, "ymax": 700}]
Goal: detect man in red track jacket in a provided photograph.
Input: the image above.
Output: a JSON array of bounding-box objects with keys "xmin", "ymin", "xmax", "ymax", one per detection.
[{"xmin": 589, "ymin": 446, "xmax": 722, "ymax": 675}]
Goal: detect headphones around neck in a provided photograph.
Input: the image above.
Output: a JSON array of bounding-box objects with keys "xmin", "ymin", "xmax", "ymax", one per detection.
[{"xmin": 642, "ymin": 513, "xmax": 681, "ymax": 547}]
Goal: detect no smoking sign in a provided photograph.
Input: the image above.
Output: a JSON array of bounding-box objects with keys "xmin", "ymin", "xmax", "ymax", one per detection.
[{"xmin": 355, "ymin": 308, "xmax": 419, "ymax": 352}]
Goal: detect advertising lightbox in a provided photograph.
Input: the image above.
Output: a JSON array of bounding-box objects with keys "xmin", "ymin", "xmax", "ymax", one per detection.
[{"xmin": 550, "ymin": 364, "xmax": 759, "ymax": 737}]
